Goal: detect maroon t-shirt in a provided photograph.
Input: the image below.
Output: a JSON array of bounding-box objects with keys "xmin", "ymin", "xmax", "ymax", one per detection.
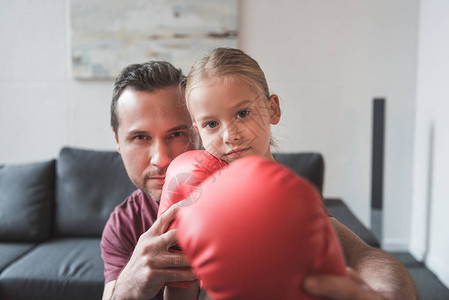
[{"xmin": 101, "ymin": 189, "xmax": 159, "ymax": 283}]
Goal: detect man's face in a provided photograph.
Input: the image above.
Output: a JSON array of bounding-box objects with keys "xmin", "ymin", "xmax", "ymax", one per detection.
[{"xmin": 114, "ymin": 87, "xmax": 199, "ymax": 201}]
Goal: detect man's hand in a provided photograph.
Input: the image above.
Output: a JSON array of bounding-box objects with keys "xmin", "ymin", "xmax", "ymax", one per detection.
[
  {"xmin": 320, "ymin": 218, "xmax": 417, "ymax": 300},
  {"xmin": 303, "ymin": 267, "xmax": 384, "ymax": 300},
  {"xmin": 110, "ymin": 203, "xmax": 196, "ymax": 300}
]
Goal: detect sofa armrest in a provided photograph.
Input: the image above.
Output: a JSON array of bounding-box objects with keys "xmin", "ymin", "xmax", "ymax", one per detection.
[
  {"xmin": 0, "ymin": 159, "xmax": 55, "ymax": 242},
  {"xmin": 273, "ymin": 152, "xmax": 324, "ymax": 194},
  {"xmin": 324, "ymin": 198, "xmax": 380, "ymax": 248}
]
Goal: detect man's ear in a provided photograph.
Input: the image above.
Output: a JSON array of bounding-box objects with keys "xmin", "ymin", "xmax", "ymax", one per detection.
[
  {"xmin": 192, "ymin": 122, "xmax": 200, "ymax": 134},
  {"xmin": 268, "ymin": 94, "xmax": 281, "ymax": 125},
  {"xmin": 113, "ymin": 127, "xmax": 121, "ymax": 153},
  {"xmin": 191, "ymin": 123, "xmax": 203, "ymax": 149}
]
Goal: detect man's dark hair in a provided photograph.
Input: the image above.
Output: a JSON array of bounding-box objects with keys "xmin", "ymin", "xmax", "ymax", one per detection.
[{"xmin": 111, "ymin": 61, "xmax": 186, "ymax": 136}]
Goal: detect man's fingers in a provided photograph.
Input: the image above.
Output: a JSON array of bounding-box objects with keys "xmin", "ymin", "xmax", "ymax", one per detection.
[
  {"xmin": 303, "ymin": 273, "xmax": 381, "ymax": 300},
  {"xmin": 151, "ymin": 251, "xmax": 191, "ymax": 269},
  {"xmin": 147, "ymin": 201, "xmax": 185, "ymax": 235},
  {"xmin": 346, "ymin": 267, "xmax": 366, "ymax": 285},
  {"xmin": 303, "ymin": 275, "xmax": 361, "ymax": 300},
  {"xmin": 160, "ymin": 229, "xmax": 179, "ymax": 248},
  {"xmin": 161, "ymin": 268, "xmax": 197, "ymax": 283},
  {"xmin": 152, "ymin": 230, "xmax": 190, "ymax": 267}
]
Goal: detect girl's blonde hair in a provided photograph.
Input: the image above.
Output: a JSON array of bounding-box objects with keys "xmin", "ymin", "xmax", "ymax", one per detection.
[{"xmin": 185, "ymin": 48, "xmax": 270, "ymax": 103}]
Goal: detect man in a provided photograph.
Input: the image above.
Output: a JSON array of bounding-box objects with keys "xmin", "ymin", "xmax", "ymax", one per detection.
[
  {"xmin": 101, "ymin": 61, "xmax": 199, "ymax": 300},
  {"xmin": 101, "ymin": 61, "xmax": 416, "ymax": 300}
]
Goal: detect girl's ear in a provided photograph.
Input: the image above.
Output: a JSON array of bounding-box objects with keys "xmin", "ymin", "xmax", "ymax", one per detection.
[{"xmin": 268, "ymin": 94, "xmax": 281, "ymax": 125}]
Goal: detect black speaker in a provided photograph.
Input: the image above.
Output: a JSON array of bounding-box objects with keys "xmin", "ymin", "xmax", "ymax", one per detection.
[{"xmin": 371, "ymin": 98, "xmax": 385, "ymax": 209}]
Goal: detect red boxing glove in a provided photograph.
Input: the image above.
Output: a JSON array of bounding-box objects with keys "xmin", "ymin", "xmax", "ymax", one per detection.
[
  {"xmin": 157, "ymin": 150, "xmax": 228, "ymax": 288},
  {"xmin": 158, "ymin": 150, "xmax": 228, "ymax": 220},
  {"xmin": 177, "ymin": 156, "xmax": 347, "ymax": 299}
]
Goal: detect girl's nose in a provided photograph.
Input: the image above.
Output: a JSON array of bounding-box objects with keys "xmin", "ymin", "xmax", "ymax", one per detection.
[{"xmin": 223, "ymin": 123, "xmax": 242, "ymax": 144}]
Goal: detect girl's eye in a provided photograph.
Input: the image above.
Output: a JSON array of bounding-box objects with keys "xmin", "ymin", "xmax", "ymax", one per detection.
[
  {"xmin": 204, "ymin": 121, "xmax": 219, "ymax": 129},
  {"xmin": 237, "ymin": 109, "xmax": 250, "ymax": 119}
]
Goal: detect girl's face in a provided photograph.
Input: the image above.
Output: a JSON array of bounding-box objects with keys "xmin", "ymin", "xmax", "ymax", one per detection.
[{"xmin": 188, "ymin": 77, "xmax": 281, "ymax": 164}]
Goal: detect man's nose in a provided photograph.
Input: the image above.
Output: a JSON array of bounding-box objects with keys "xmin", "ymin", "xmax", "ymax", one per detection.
[{"xmin": 150, "ymin": 141, "xmax": 172, "ymax": 169}]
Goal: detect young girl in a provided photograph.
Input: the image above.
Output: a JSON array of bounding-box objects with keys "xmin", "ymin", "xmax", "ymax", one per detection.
[
  {"xmin": 160, "ymin": 48, "xmax": 346, "ymax": 299},
  {"xmin": 158, "ymin": 47, "xmax": 281, "ymax": 234},
  {"xmin": 185, "ymin": 47, "xmax": 281, "ymax": 165}
]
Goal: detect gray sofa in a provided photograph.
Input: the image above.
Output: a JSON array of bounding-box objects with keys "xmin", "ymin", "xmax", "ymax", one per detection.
[{"xmin": 0, "ymin": 147, "xmax": 378, "ymax": 300}]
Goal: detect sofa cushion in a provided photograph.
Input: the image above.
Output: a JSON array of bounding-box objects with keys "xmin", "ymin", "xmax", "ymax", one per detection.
[
  {"xmin": 54, "ymin": 147, "xmax": 136, "ymax": 237},
  {"xmin": 0, "ymin": 243, "xmax": 36, "ymax": 273},
  {"xmin": 0, "ymin": 160, "xmax": 55, "ymax": 242},
  {"xmin": 324, "ymin": 198, "xmax": 380, "ymax": 247},
  {"xmin": 0, "ymin": 238, "xmax": 103, "ymax": 300},
  {"xmin": 273, "ymin": 152, "xmax": 324, "ymax": 193}
]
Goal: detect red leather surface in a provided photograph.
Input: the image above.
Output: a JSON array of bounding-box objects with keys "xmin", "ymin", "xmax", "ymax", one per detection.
[
  {"xmin": 177, "ymin": 156, "xmax": 347, "ymax": 299},
  {"xmin": 158, "ymin": 150, "xmax": 228, "ymax": 288}
]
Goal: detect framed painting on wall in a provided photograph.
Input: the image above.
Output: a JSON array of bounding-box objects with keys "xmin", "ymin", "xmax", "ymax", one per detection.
[{"xmin": 70, "ymin": 0, "xmax": 238, "ymax": 79}]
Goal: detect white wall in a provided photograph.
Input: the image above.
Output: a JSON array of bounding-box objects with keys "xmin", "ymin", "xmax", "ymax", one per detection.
[
  {"xmin": 410, "ymin": 0, "xmax": 449, "ymax": 288},
  {"xmin": 0, "ymin": 0, "xmax": 68, "ymax": 163},
  {"xmin": 0, "ymin": 0, "xmax": 116, "ymax": 165},
  {"xmin": 0, "ymin": 0, "xmax": 419, "ymax": 248},
  {"xmin": 240, "ymin": 0, "xmax": 418, "ymax": 239}
]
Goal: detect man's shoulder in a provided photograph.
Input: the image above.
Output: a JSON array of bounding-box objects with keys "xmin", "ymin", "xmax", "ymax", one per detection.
[
  {"xmin": 104, "ymin": 189, "xmax": 159, "ymax": 229},
  {"xmin": 102, "ymin": 189, "xmax": 159, "ymax": 246},
  {"xmin": 116, "ymin": 189, "xmax": 158, "ymax": 213},
  {"xmin": 120, "ymin": 189, "xmax": 147, "ymax": 204}
]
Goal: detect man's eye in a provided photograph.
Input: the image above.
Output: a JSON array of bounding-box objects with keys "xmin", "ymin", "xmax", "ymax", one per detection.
[
  {"xmin": 170, "ymin": 131, "xmax": 187, "ymax": 138},
  {"xmin": 133, "ymin": 135, "xmax": 150, "ymax": 141},
  {"xmin": 204, "ymin": 121, "xmax": 219, "ymax": 129},
  {"xmin": 236, "ymin": 110, "xmax": 250, "ymax": 119}
]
